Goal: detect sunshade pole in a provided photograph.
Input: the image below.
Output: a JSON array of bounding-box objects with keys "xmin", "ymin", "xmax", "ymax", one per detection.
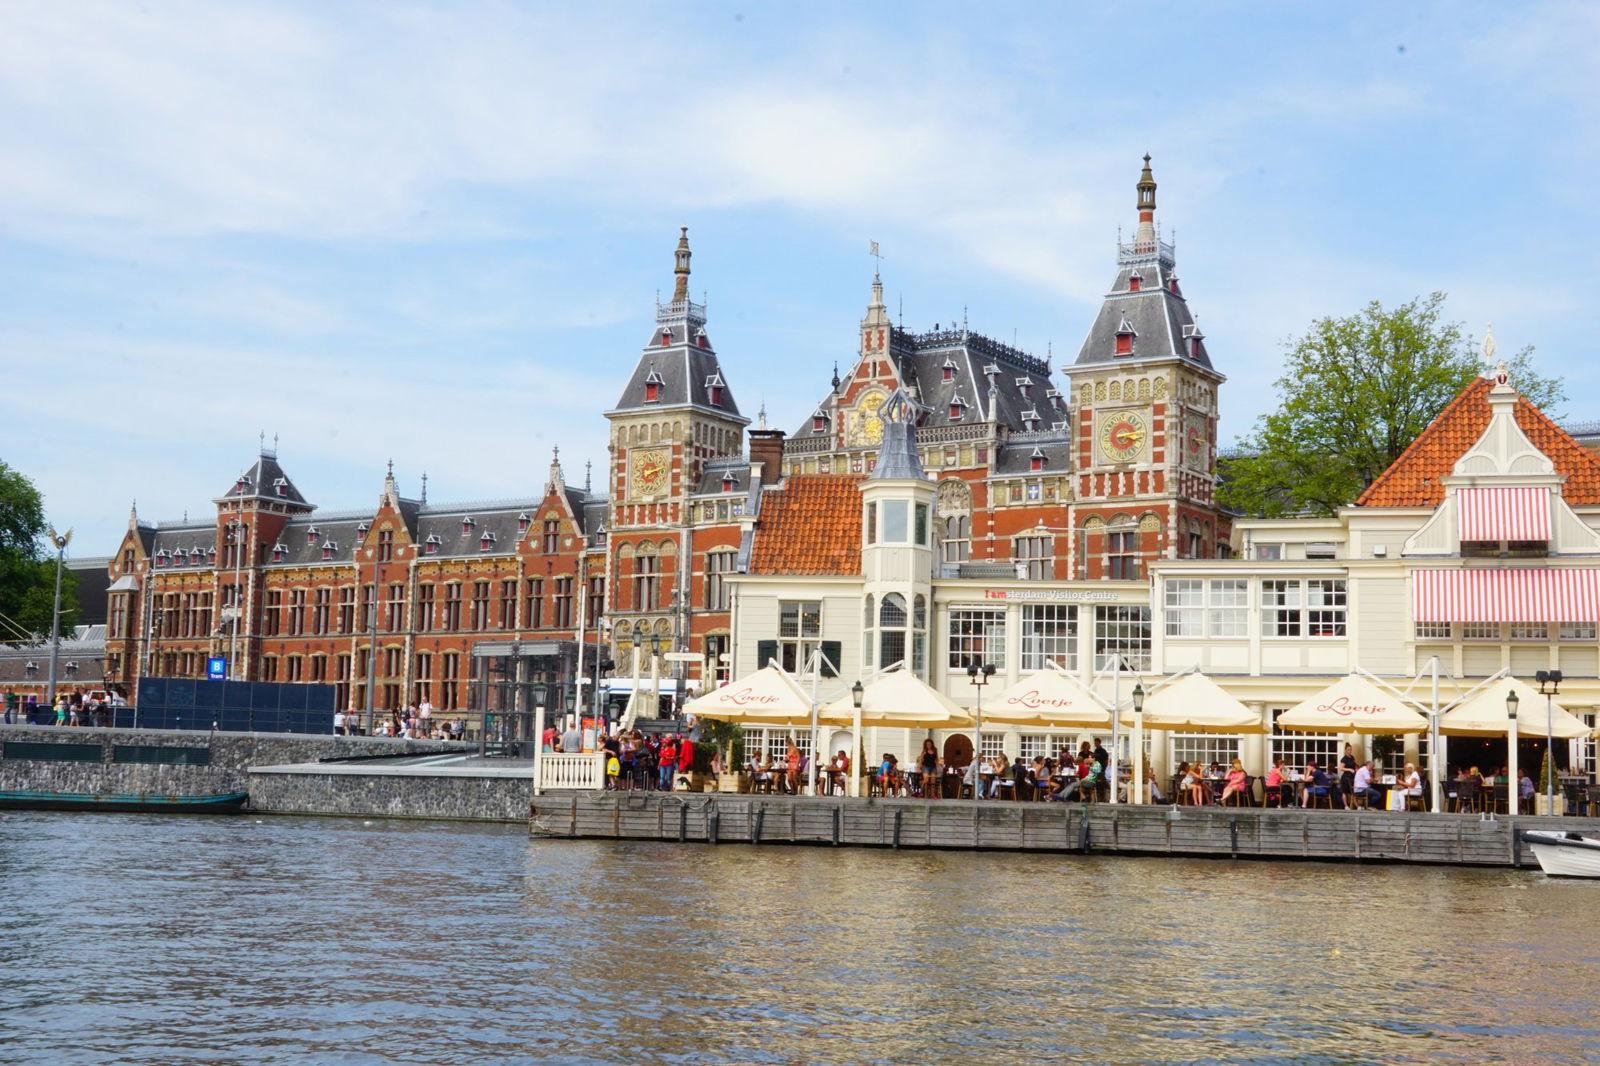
[
  {"xmin": 1108, "ymin": 655, "xmax": 1121, "ymax": 805},
  {"xmin": 1429, "ymin": 656, "xmax": 1442, "ymax": 813},
  {"xmin": 807, "ymin": 651, "xmax": 821, "ymax": 797}
]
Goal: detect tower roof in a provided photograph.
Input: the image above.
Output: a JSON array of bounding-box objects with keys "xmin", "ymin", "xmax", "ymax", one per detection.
[
  {"xmin": 216, "ymin": 446, "xmax": 312, "ymax": 509},
  {"xmin": 1072, "ymin": 155, "xmax": 1216, "ymax": 374},
  {"xmin": 869, "ymin": 390, "xmax": 929, "ymax": 481}
]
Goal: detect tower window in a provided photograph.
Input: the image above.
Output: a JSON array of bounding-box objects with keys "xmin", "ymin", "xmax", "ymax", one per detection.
[
  {"xmin": 660, "ymin": 327, "xmax": 673, "ymax": 346},
  {"xmin": 273, "ymin": 478, "xmax": 288, "ymax": 497},
  {"xmin": 461, "ymin": 516, "xmax": 475, "ymax": 536},
  {"xmin": 424, "ymin": 534, "xmax": 441, "ymax": 556},
  {"xmin": 948, "ymin": 396, "xmax": 967, "ymax": 421},
  {"xmin": 479, "ymin": 531, "xmax": 497, "ymax": 551},
  {"xmin": 942, "ymin": 359, "xmax": 957, "ymax": 383},
  {"xmin": 1115, "ymin": 334, "xmax": 1132, "ymax": 356},
  {"xmin": 709, "ymin": 385, "xmax": 723, "ymax": 406},
  {"xmin": 1030, "ymin": 449, "xmax": 1046, "ymax": 472},
  {"xmin": 517, "ymin": 512, "xmax": 531, "ymax": 534},
  {"xmin": 306, "ymin": 525, "xmax": 320, "ymax": 545},
  {"xmin": 321, "ymin": 540, "xmax": 337, "ymax": 561},
  {"xmin": 1128, "ymin": 271, "xmax": 1142, "ymax": 292},
  {"xmin": 812, "ymin": 411, "xmax": 829, "ymax": 433},
  {"xmin": 644, "ymin": 382, "xmax": 660, "ymax": 402}
]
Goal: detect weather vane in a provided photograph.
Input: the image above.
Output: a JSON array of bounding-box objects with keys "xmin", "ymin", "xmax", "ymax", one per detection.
[{"xmin": 869, "ymin": 240, "xmax": 883, "ymax": 278}]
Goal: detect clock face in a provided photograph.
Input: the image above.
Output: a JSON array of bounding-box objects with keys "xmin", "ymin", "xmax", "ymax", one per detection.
[
  {"xmin": 848, "ymin": 388, "xmax": 888, "ymax": 447},
  {"xmin": 1098, "ymin": 410, "xmax": 1147, "ymax": 463},
  {"xmin": 1185, "ymin": 416, "xmax": 1207, "ymax": 467},
  {"xmin": 633, "ymin": 449, "xmax": 669, "ymax": 498}
]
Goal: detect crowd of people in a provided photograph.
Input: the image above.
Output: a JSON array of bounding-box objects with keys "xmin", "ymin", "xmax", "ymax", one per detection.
[
  {"xmin": 2, "ymin": 688, "xmax": 123, "ymax": 728},
  {"xmin": 539, "ymin": 722, "xmax": 701, "ymax": 792},
  {"xmin": 333, "ymin": 702, "xmax": 466, "ymax": 741}
]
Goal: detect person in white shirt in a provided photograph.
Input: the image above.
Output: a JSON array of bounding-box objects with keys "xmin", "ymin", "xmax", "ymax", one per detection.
[
  {"xmin": 1352, "ymin": 760, "xmax": 1381, "ymax": 809},
  {"xmin": 333, "ymin": 710, "xmax": 346, "ymax": 736}
]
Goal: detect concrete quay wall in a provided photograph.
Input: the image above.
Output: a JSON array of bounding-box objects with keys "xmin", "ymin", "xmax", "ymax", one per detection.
[
  {"xmin": 531, "ymin": 791, "xmax": 1600, "ymax": 869},
  {"xmin": 247, "ymin": 762, "xmax": 532, "ymax": 823},
  {"xmin": 0, "ymin": 725, "xmax": 470, "ymax": 804}
]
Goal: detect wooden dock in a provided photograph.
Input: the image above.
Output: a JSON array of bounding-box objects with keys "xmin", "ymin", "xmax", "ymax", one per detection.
[{"xmin": 530, "ymin": 791, "xmax": 1600, "ymax": 869}]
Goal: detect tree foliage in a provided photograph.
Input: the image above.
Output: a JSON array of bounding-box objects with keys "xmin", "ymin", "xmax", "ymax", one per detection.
[
  {"xmin": 1219, "ymin": 294, "xmax": 1565, "ymax": 517},
  {"xmin": 0, "ymin": 459, "xmax": 77, "ymax": 640}
]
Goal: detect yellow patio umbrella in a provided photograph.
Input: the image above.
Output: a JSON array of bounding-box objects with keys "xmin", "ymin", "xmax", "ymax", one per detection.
[
  {"xmin": 1439, "ymin": 675, "xmax": 1587, "ymax": 814},
  {"xmin": 1274, "ymin": 674, "xmax": 1429, "ymax": 735},
  {"xmin": 818, "ymin": 668, "xmax": 974, "ymax": 796},
  {"xmin": 1117, "ymin": 671, "xmax": 1266, "ymax": 734},
  {"xmin": 980, "ymin": 667, "xmax": 1114, "ymax": 729},
  {"xmin": 682, "ymin": 664, "xmax": 815, "ymax": 728}
]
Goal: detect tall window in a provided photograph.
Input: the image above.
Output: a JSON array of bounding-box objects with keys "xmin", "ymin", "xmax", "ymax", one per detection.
[
  {"xmin": 470, "ymin": 581, "xmax": 491, "ymax": 630},
  {"xmin": 286, "ymin": 656, "xmax": 304, "ymax": 683},
  {"xmin": 383, "ymin": 647, "xmax": 403, "ymax": 677},
  {"xmin": 1164, "ymin": 579, "xmax": 1205, "ymax": 638},
  {"xmin": 705, "ymin": 633, "xmax": 731, "ymax": 684},
  {"xmin": 1013, "ymin": 534, "xmax": 1053, "ymax": 580},
  {"xmin": 949, "ymin": 607, "xmax": 1006, "ymax": 670},
  {"xmin": 313, "ymin": 588, "xmax": 331, "ymax": 635},
  {"xmin": 440, "ymin": 652, "xmax": 460, "ymax": 709},
  {"xmin": 525, "ymin": 578, "xmax": 544, "ymax": 629},
  {"xmin": 1307, "ymin": 580, "xmax": 1347, "ymax": 637},
  {"xmin": 1261, "ymin": 580, "xmax": 1302, "ymax": 637},
  {"xmin": 940, "ymin": 515, "xmax": 970, "ymax": 564},
  {"xmin": 587, "ymin": 576, "xmax": 605, "ymax": 626},
  {"xmin": 386, "ymin": 584, "xmax": 405, "ymax": 631},
  {"xmin": 1270, "ymin": 707, "xmax": 1338, "ymax": 773},
  {"xmin": 377, "ymin": 528, "xmax": 393, "ymax": 562},
  {"xmin": 777, "ymin": 600, "xmax": 821, "ymax": 673},
  {"xmin": 310, "ymin": 655, "xmax": 327, "ymax": 682},
  {"xmin": 553, "ymin": 577, "xmax": 574, "ymax": 628},
  {"xmin": 878, "ymin": 593, "xmax": 908, "ymax": 670},
  {"xmin": 1263, "ymin": 579, "xmax": 1346, "ymax": 638},
  {"xmin": 1108, "ymin": 527, "xmax": 1139, "ymax": 580},
  {"xmin": 263, "ymin": 590, "xmax": 282, "ymax": 636},
  {"xmin": 287, "ymin": 589, "xmax": 306, "ymax": 635},
  {"xmin": 543, "ymin": 519, "xmax": 560, "ymax": 554},
  {"xmin": 443, "ymin": 583, "xmax": 462, "ymax": 631},
  {"xmin": 361, "ymin": 584, "xmax": 376, "ymax": 632},
  {"xmin": 417, "ymin": 584, "xmax": 435, "ymax": 633},
  {"xmin": 337, "ymin": 586, "xmax": 355, "ymax": 634},
  {"xmin": 261, "ymin": 657, "xmax": 278, "ymax": 682},
  {"xmin": 414, "ymin": 652, "xmax": 432, "ymax": 705},
  {"xmin": 1094, "ymin": 605, "xmax": 1150, "ymax": 671},
  {"xmin": 705, "ymin": 550, "xmax": 735, "ymax": 611},
  {"xmin": 499, "ymin": 580, "xmax": 517, "ymax": 629},
  {"xmin": 1020, "ymin": 604, "xmax": 1076, "ymax": 670},
  {"xmin": 633, "ymin": 553, "xmax": 659, "ymax": 611},
  {"xmin": 109, "ymin": 594, "xmax": 129, "ymax": 639}
]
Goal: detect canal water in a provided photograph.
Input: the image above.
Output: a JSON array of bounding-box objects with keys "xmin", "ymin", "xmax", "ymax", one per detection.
[{"xmin": 2, "ymin": 812, "xmax": 1598, "ymax": 1065}]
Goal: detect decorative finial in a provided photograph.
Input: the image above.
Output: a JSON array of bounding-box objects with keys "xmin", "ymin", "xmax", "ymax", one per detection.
[
  {"xmin": 259, "ymin": 430, "xmax": 266, "ymax": 453},
  {"xmin": 420, "ymin": 470, "xmax": 428, "ymax": 503},
  {"xmin": 758, "ymin": 400, "xmax": 768, "ymax": 431},
  {"xmin": 831, "ymin": 361, "xmax": 840, "ymax": 391},
  {"xmin": 672, "ymin": 226, "xmax": 691, "ymax": 303},
  {"xmin": 1482, "ymin": 322, "xmax": 1498, "ymax": 369},
  {"xmin": 869, "ymin": 239, "xmax": 883, "ymax": 281},
  {"xmin": 585, "ymin": 460, "xmax": 592, "ymax": 493},
  {"xmin": 386, "ymin": 458, "xmax": 394, "ymax": 477}
]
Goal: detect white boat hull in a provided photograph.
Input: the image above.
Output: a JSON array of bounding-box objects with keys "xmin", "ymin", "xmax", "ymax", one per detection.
[{"xmin": 1524, "ymin": 831, "xmax": 1600, "ymax": 878}]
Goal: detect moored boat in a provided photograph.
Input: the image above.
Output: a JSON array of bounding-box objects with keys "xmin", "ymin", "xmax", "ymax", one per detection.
[
  {"xmin": 0, "ymin": 790, "xmax": 248, "ymax": 814},
  {"xmin": 1522, "ymin": 830, "xmax": 1600, "ymax": 878}
]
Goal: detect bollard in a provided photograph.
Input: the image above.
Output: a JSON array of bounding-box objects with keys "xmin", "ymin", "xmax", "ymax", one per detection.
[
  {"xmin": 1229, "ymin": 818, "xmax": 1239, "ymax": 859},
  {"xmin": 832, "ymin": 804, "xmax": 842, "ymax": 846},
  {"xmin": 892, "ymin": 809, "xmax": 903, "ymax": 849},
  {"xmin": 752, "ymin": 807, "xmax": 764, "ymax": 845},
  {"xmin": 678, "ymin": 804, "xmax": 688, "ymax": 843},
  {"xmin": 709, "ymin": 810, "xmax": 720, "ymax": 845},
  {"xmin": 1078, "ymin": 813, "xmax": 1091, "ymax": 854}
]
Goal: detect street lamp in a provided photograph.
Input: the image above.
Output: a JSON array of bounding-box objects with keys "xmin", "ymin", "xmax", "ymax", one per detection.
[
  {"xmin": 1506, "ymin": 688, "xmax": 1520, "ymax": 816},
  {"xmin": 966, "ymin": 661, "xmax": 995, "ymax": 799},
  {"xmin": 1132, "ymin": 681, "xmax": 1146, "ymax": 805},
  {"xmin": 44, "ymin": 526, "xmax": 72, "ymax": 709},
  {"xmin": 1535, "ymin": 669, "xmax": 1563, "ymax": 809},
  {"xmin": 851, "ymin": 679, "xmax": 864, "ymax": 708},
  {"xmin": 849, "ymin": 679, "xmax": 865, "ymax": 798}
]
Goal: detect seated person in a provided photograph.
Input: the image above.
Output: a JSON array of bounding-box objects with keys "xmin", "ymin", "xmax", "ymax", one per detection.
[
  {"xmin": 1352, "ymin": 760, "xmax": 1382, "ymax": 808},
  {"xmin": 1264, "ymin": 758, "xmax": 1287, "ymax": 806},
  {"xmin": 1402, "ymin": 762, "xmax": 1423, "ymax": 800},
  {"xmin": 986, "ymin": 754, "xmax": 1010, "ymax": 799},
  {"xmin": 1302, "ymin": 760, "xmax": 1332, "ymax": 806},
  {"xmin": 1145, "ymin": 759, "xmax": 1167, "ymax": 804},
  {"xmin": 1220, "ymin": 758, "xmax": 1250, "ymax": 804},
  {"xmin": 1028, "ymin": 756, "xmax": 1049, "ymax": 798},
  {"xmin": 1179, "ymin": 762, "xmax": 1205, "ymax": 805}
]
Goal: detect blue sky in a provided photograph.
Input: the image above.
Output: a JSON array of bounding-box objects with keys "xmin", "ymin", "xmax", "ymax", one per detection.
[{"xmin": 3, "ymin": 1, "xmax": 1597, "ymax": 553}]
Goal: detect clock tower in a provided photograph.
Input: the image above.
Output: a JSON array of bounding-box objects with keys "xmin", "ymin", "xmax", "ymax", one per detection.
[
  {"xmin": 605, "ymin": 228, "xmax": 750, "ymax": 674},
  {"xmin": 1064, "ymin": 156, "xmax": 1229, "ymax": 578}
]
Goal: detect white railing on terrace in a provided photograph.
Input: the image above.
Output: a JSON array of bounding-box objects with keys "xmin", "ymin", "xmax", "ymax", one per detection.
[{"xmin": 537, "ymin": 752, "xmax": 605, "ymax": 792}]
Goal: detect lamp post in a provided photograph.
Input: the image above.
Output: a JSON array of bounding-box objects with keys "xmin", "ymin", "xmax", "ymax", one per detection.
[
  {"xmin": 649, "ymin": 633, "xmax": 663, "ymax": 723},
  {"xmin": 850, "ymin": 679, "xmax": 865, "ymax": 798},
  {"xmin": 44, "ymin": 527, "xmax": 72, "ymax": 710},
  {"xmin": 1536, "ymin": 669, "xmax": 1563, "ymax": 809},
  {"xmin": 1132, "ymin": 681, "xmax": 1146, "ymax": 805},
  {"xmin": 966, "ymin": 661, "xmax": 994, "ymax": 799},
  {"xmin": 1505, "ymin": 688, "xmax": 1519, "ymax": 817},
  {"xmin": 363, "ymin": 530, "xmax": 380, "ymax": 736}
]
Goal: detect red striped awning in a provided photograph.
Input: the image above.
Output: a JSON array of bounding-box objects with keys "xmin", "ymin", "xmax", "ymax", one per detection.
[
  {"xmin": 1458, "ymin": 487, "xmax": 1550, "ymax": 541},
  {"xmin": 1412, "ymin": 568, "xmax": 1600, "ymax": 623}
]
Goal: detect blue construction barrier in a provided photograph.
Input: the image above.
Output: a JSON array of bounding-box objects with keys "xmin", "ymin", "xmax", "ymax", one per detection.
[{"xmin": 114, "ymin": 678, "xmax": 337, "ymax": 734}]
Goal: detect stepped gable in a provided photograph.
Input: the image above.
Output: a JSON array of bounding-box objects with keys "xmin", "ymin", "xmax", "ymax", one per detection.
[
  {"xmin": 1356, "ymin": 376, "xmax": 1600, "ymax": 507},
  {"xmin": 1073, "ymin": 155, "xmax": 1212, "ymax": 373},
  {"xmin": 609, "ymin": 227, "xmax": 748, "ymax": 422},
  {"xmin": 748, "ymin": 475, "xmax": 862, "ymax": 575}
]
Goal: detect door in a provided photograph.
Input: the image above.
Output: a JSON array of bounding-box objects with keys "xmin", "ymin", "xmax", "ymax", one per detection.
[{"xmin": 943, "ymin": 733, "xmax": 974, "ymax": 769}]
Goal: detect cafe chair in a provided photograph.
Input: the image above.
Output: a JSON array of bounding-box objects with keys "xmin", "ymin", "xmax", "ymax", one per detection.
[
  {"xmin": 1305, "ymin": 787, "xmax": 1334, "ymax": 810},
  {"xmin": 1452, "ymin": 780, "xmax": 1478, "ymax": 814}
]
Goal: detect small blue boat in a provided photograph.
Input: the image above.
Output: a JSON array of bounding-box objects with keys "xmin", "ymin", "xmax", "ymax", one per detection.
[{"xmin": 0, "ymin": 790, "xmax": 248, "ymax": 814}]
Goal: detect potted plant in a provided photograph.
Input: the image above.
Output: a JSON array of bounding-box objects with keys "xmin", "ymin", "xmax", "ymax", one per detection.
[
  {"xmin": 1535, "ymin": 748, "xmax": 1565, "ymax": 817},
  {"xmin": 698, "ymin": 720, "xmax": 745, "ymax": 793}
]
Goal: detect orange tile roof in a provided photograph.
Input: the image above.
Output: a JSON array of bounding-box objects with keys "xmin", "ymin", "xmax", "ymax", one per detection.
[
  {"xmin": 1356, "ymin": 377, "xmax": 1600, "ymax": 507},
  {"xmin": 749, "ymin": 475, "xmax": 862, "ymax": 575}
]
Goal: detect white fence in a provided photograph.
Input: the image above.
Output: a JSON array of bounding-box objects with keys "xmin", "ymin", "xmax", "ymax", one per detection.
[{"xmin": 536, "ymin": 752, "xmax": 605, "ymax": 793}]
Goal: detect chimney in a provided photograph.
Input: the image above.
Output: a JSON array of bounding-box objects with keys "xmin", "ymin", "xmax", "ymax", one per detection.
[{"xmin": 747, "ymin": 429, "xmax": 786, "ymax": 482}]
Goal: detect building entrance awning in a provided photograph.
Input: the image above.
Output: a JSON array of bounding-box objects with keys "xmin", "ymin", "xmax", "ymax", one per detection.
[
  {"xmin": 1458, "ymin": 486, "xmax": 1549, "ymax": 541},
  {"xmin": 1412, "ymin": 568, "xmax": 1600, "ymax": 623}
]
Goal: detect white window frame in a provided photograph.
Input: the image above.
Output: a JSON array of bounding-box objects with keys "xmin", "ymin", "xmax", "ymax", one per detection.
[
  {"xmin": 1415, "ymin": 621, "xmax": 1451, "ymax": 640},
  {"xmin": 948, "ymin": 607, "xmax": 1006, "ymax": 670},
  {"xmin": 1164, "ymin": 579, "xmax": 1205, "ymax": 638},
  {"xmin": 1020, "ymin": 604, "xmax": 1077, "ymax": 671},
  {"xmin": 1093, "ymin": 605, "xmax": 1151, "ymax": 672},
  {"xmin": 1208, "ymin": 578, "xmax": 1249, "ymax": 638}
]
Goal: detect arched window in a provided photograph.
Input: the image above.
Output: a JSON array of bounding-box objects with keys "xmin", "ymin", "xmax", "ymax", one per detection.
[{"xmin": 878, "ymin": 593, "xmax": 908, "ymax": 670}]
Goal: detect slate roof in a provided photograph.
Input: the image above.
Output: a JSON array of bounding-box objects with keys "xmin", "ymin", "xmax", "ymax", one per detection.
[
  {"xmin": 217, "ymin": 451, "xmax": 311, "ymax": 508},
  {"xmin": 993, "ymin": 433, "xmax": 1074, "ymax": 475},
  {"xmin": 694, "ymin": 457, "xmax": 752, "ymax": 496},
  {"xmin": 748, "ymin": 475, "xmax": 862, "ymax": 576},
  {"xmin": 1356, "ymin": 377, "xmax": 1600, "ymax": 508},
  {"xmin": 1073, "ymin": 248, "xmax": 1213, "ymax": 372},
  {"xmin": 795, "ymin": 325, "xmax": 1066, "ymax": 440},
  {"xmin": 610, "ymin": 313, "xmax": 748, "ymax": 422}
]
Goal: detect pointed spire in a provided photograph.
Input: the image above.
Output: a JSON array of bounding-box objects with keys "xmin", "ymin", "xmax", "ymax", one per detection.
[
  {"xmin": 758, "ymin": 400, "xmax": 768, "ymax": 431},
  {"xmin": 420, "ymin": 470, "xmax": 428, "ymax": 504},
  {"xmin": 831, "ymin": 361, "xmax": 841, "ymax": 391},
  {"xmin": 548, "ymin": 445, "xmax": 565, "ymax": 493},
  {"xmin": 672, "ymin": 226, "xmax": 691, "ymax": 303},
  {"xmin": 1135, "ymin": 153, "xmax": 1157, "ymax": 246},
  {"xmin": 585, "ymin": 460, "xmax": 592, "ymax": 494}
]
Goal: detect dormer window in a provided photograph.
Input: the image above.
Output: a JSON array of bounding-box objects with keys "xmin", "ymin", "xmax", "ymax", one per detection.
[
  {"xmin": 1114, "ymin": 316, "xmax": 1136, "ymax": 357},
  {"xmin": 424, "ymin": 534, "xmax": 441, "ymax": 556},
  {"xmin": 305, "ymin": 525, "xmax": 320, "ymax": 545},
  {"xmin": 1128, "ymin": 271, "xmax": 1142, "ymax": 292},
  {"xmin": 948, "ymin": 395, "xmax": 968, "ymax": 421},
  {"xmin": 1169, "ymin": 275, "xmax": 1181, "ymax": 295},
  {"xmin": 272, "ymin": 542, "xmax": 287, "ymax": 562},
  {"xmin": 479, "ymin": 531, "xmax": 497, "ymax": 552},
  {"xmin": 1030, "ymin": 448, "xmax": 1046, "ymax": 472},
  {"xmin": 1015, "ymin": 376, "xmax": 1033, "ymax": 395},
  {"xmin": 321, "ymin": 539, "xmax": 337, "ymax": 561},
  {"xmin": 1022, "ymin": 409, "xmax": 1040, "ymax": 431},
  {"xmin": 191, "ymin": 547, "xmax": 205, "ymax": 566},
  {"xmin": 357, "ymin": 522, "xmax": 369, "ymax": 539},
  {"xmin": 461, "ymin": 516, "xmax": 476, "ymax": 536},
  {"xmin": 721, "ymin": 471, "xmax": 736, "ymax": 492},
  {"xmin": 694, "ymin": 328, "xmax": 709, "ymax": 349},
  {"xmin": 155, "ymin": 550, "xmax": 169, "ymax": 568},
  {"xmin": 643, "ymin": 366, "xmax": 664, "ymax": 404},
  {"xmin": 517, "ymin": 512, "xmax": 531, "ymax": 534},
  {"xmin": 1183, "ymin": 323, "xmax": 1205, "ymax": 360},
  {"xmin": 812, "ymin": 410, "xmax": 829, "ymax": 433},
  {"xmin": 942, "ymin": 358, "xmax": 957, "ymax": 383},
  {"xmin": 705, "ymin": 372, "xmax": 725, "ymax": 407},
  {"xmin": 659, "ymin": 327, "xmax": 673, "ymax": 346},
  {"xmin": 272, "ymin": 477, "xmax": 287, "ymax": 497}
]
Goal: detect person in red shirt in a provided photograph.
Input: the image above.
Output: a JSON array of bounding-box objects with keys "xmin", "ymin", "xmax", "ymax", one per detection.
[
  {"xmin": 676, "ymin": 735, "xmax": 696, "ymax": 781},
  {"xmin": 658, "ymin": 736, "xmax": 677, "ymax": 791}
]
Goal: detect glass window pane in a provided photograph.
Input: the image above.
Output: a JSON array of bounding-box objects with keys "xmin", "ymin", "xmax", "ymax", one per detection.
[{"xmin": 882, "ymin": 500, "xmax": 908, "ymax": 542}]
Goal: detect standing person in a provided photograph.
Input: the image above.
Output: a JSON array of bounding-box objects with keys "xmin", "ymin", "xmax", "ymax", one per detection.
[
  {"xmin": 1338, "ymin": 743, "xmax": 1358, "ymax": 809},
  {"xmin": 783, "ymin": 740, "xmax": 802, "ymax": 795},
  {"xmin": 561, "ymin": 716, "xmax": 584, "ymax": 756},
  {"xmin": 542, "ymin": 720, "xmax": 557, "ymax": 752},
  {"xmin": 418, "ymin": 698, "xmax": 433, "ymax": 733},
  {"xmin": 55, "ymin": 695, "xmax": 68, "ymax": 727},
  {"xmin": 333, "ymin": 709, "xmax": 346, "ymax": 736},
  {"xmin": 3, "ymin": 687, "xmax": 16, "ymax": 724},
  {"xmin": 677, "ymin": 733, "xmax": 696, "ymax": 788},
  {"xmin": 658, "ymin": 734, "xmax": 678, "ymax": 792},
  {"xmin": 918, "ymin": 739, "xmax": 940, "ymax": 799}
]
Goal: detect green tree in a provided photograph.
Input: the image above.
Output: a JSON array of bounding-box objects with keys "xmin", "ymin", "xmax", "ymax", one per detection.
[
  {"xmin": 0, "ymin": 459, "xmax": 77, "ymax": 640},
  {"xmin": 1220, "ymin": 294, "xmax": 1565, "ymax": 517}
]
